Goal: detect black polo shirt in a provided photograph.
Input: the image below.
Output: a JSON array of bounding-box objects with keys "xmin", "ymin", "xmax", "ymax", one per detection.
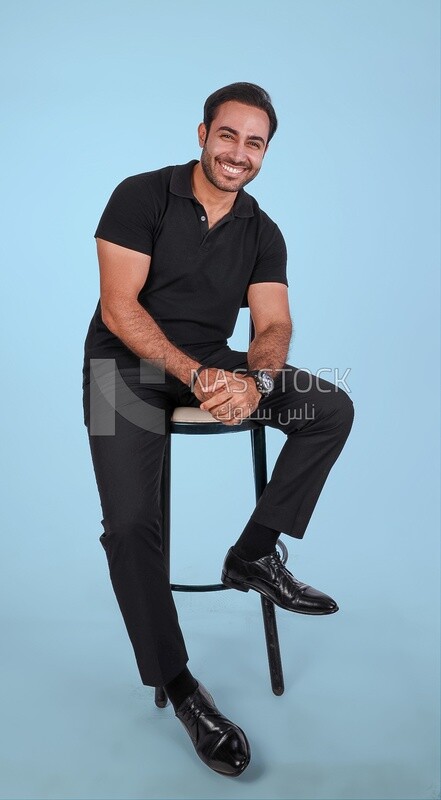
[{"xmin": 83, "ymin": 159, "xmax": 288, "ymax": 374}]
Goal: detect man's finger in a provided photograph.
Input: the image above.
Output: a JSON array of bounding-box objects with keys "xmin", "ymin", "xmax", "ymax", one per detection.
[{"xmin": 200, "ymin": 391, "xmax": 233, "ymax": 411}]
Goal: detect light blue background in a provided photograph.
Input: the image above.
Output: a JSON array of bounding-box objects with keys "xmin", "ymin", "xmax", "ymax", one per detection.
[{"xmin": 1, "ymin": 1, "xmax": 439, "ymax": 798}]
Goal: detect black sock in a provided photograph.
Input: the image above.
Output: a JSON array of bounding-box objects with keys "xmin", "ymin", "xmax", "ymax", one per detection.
[
  {"xmin": 233, "ymin": 519, "xmax": 281, "ymax": 562},
  {"xmin": 164, "ymin": 666, "xmax": 198, "ymax": 712}
]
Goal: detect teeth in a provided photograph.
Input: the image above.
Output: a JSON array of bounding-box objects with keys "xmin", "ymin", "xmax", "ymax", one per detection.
[{"xmin": 221, "ymin": 162, "xmax": 243, "ymax": 174}]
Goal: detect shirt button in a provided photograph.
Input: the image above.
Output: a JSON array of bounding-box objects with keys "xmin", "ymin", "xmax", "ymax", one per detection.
[{"xmin": 201, "ymin": 215, "xmax": 206, "ymax": 221}]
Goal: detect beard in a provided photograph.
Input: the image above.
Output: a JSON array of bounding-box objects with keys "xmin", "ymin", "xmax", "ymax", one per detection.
[{"xmin": 200, "ymin": 146, "xmax": 260, "ymax": 193}]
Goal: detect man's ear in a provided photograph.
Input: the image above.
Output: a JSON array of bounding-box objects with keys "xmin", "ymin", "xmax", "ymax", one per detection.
[{"xmin": 197, "ymin": 122, "xmax": 207, "ymax": 148}]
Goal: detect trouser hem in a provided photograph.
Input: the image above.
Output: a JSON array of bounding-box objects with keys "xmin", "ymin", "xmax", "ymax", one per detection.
[
  {"xmin": 250, "ymin": 505, "xmax": 306, "ymax": 540},
  {"xmin": 140, "ymin": 656, "xmax": 190, "ymax": 688}
]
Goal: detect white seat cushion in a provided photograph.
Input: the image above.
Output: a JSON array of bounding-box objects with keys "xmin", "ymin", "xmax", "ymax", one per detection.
[{"xmin": 171, "ymin": 406, "xmax": 219, "ymax": 424}]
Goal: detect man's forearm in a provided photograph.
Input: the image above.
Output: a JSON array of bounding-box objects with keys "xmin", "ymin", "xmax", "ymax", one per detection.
[
  {"xmin": 247, "ymin": 322, "xmax": 293, "ymax": 376},
  {"xmin": 102, "ymin": 301, "xmax": 200, "ymax": 385}
]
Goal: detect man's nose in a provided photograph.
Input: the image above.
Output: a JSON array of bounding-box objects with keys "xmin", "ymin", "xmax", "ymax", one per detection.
[{"xmin": 228, "ymin": 141, "xmax": 248, "ymax": 164}]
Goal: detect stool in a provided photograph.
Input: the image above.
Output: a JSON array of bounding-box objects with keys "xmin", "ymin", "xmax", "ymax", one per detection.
[{"xmin": 154, "ymin": 404, "xmax": 288, "ymax": 707}]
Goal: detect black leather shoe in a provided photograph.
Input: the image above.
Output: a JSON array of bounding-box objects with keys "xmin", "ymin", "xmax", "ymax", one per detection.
[
  {"xmin": 221, "ymin": 547, "xmax": 339, "ymax": 615},
  {"xmin": 174, "ymin": 682, "xmax": 250, "ymax": 777}
]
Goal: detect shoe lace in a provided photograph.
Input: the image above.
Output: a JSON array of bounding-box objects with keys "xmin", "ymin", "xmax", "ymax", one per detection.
[
  {"xmin": 269, "ymin": 548, "xmax": 283, "ymax": 566},
  {"xmin": 268, "ymin": 549, "xmax": 283, "ymax": 574},
  {"xmin": 268, "ymin": 548, "xmax": 295, "ymax": 580}
]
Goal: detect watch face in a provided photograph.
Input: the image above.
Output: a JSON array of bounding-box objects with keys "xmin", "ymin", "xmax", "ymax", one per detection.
[{"xmin": 258, "ymin": 371, "xmax": 274, "ymax": 393}]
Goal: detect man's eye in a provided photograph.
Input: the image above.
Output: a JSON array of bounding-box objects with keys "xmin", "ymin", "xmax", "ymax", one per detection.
[
  {"xmin": 221, "ymin": 133, "xmax": 233, "ymax": 139},
  {"xmin": 249, "ymin": 141, "xmax": 260, "ymax": 148}
]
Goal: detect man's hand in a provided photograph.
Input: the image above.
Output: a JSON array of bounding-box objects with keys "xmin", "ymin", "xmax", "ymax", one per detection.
[{"xmin": 193, "ymin": 369, "xmax": 261, "ymax": 426}]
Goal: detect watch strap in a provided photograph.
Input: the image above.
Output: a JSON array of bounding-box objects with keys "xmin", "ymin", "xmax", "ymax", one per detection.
[{"xmin": 190, "ymin": 364, "xmax": 208, "ymax": 392}]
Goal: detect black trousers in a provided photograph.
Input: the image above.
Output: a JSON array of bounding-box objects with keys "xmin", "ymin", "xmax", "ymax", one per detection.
[{"xmin": 82, "ymin": 346, "xmax": 354, "ymax": 686}]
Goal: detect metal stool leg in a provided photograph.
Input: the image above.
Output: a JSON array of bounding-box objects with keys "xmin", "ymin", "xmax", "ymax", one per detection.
[
  {"xmin": 155, "ymin": 435, "xmax": 171, "ymax": 709},
  {"xmin": 251, "ymin": 427, "xmax": 285, "ymax": 696}
]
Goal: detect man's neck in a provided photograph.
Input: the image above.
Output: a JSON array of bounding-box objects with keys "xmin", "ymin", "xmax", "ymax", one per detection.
[{"xmin": 191, "ymin": 162, "xmax": 237, "ymax": 215}]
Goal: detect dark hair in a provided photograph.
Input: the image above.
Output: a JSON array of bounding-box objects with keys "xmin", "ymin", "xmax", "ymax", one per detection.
[{"xmin": 203, "ymin": 82, "xmax": 278, "ymax": 143}]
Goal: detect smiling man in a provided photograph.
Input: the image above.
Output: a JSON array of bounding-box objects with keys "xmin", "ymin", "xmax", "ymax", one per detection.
[
  {"xmin": 82, "ymin": 82, "xmax": 354, "ymax": 777},
  {"xmin": 198, "ymin": 101, "xmax": 267, "ymax": 191}
]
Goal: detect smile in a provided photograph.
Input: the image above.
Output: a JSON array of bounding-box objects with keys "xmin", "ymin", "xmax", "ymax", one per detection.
[{"xmin": 220, "ymin": 161, "xmax": 247, "ymax": 175}]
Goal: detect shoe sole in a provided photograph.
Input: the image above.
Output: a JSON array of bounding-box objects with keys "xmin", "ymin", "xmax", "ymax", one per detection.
[{"xmin": 221, "ymin": 571, "xmax": 339, "ymax": 615}]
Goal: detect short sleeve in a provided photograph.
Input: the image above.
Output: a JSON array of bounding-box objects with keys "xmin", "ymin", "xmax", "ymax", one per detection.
[
  {"xmin": 94, "ymin": 176, "xmax": 156, "ymax": 255},
  {"xmin": 249, "ymin": 219, "xmax": 288, "ymax": 288}
]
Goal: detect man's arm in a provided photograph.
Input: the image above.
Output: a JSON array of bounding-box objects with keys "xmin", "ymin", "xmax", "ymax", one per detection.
[
  {"xmin": 246, "ymin": 282, "xmax": 293, "ymax": 375},
  {"xmin": 97, "ymin": 239, "xmax": 201, "ymax": 385},
  {"xmin": 200, "ymin": 283, "xmax": 292, "ymax": 424}
]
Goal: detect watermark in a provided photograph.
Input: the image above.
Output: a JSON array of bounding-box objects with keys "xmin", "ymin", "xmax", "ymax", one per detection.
[
  {"xmin": 87, "ymin": 359, "xmax": 352, "ymax": 436},
  {"xmin": 191, "ymin": 366, "xmax": 352, "ymax": 394},
  {"xmin": 88, "ymin": 358, "xmax": 167, "ymax": 436}
]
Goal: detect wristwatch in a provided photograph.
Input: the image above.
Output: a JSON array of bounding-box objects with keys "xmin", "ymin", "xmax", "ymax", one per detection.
[{"xmin": 247, "ymin": 370, "xmax": 275, "ymax": 396}]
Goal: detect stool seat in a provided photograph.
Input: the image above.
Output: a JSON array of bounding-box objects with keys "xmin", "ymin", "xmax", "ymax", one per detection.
[
  {"xmin": 171, "ymin": 406, "xmax": 217, "ymax": 423},
  {"xmin": 170, "ymin": 406, "xmax": 261, "ymax": 434}
]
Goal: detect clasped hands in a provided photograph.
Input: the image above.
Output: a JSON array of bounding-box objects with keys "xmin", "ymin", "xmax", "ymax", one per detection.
[{"xmin": 192, "ymin": 367, "xmax": 261, "ymax": 426}]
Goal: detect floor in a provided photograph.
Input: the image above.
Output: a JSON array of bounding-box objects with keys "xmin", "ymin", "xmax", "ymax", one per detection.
[{"xmin": 1, "ymin": 559, "xmax": 439, "ymax": 800}]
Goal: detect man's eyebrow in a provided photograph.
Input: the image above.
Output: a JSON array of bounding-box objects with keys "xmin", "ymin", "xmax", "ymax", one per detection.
[{"xmin": 216, "ymin": 126, "xmax": 266, "ymax": 145}]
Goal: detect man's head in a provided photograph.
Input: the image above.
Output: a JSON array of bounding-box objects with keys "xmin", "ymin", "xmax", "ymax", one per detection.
[
  {"xmin": 198, "ymin": 82, "xmax": 278, "ymax": 193},
  {"xmin": 203, "ymin": 83, "xmax": 278, "ymax": 144}
]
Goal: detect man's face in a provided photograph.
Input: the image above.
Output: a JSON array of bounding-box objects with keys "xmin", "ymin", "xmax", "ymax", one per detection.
[{"xmin": 198, "ymin": 100, "xmax": 270, "ymax": 193}]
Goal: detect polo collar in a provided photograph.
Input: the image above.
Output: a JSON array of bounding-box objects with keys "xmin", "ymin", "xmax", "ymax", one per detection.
[{"xmin": 169, "ymin": 160, "xmax": 254, "ymax": 218}]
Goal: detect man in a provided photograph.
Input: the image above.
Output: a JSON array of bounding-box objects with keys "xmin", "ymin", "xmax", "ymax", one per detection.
[{"xmin": 82, "ymin": 82, "xmax": 354, "ymax": 777}]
